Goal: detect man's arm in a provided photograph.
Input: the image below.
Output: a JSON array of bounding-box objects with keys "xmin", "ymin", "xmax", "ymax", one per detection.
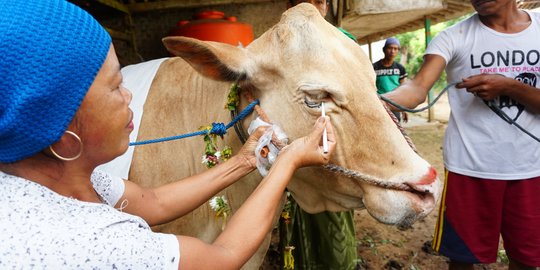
[
  {"xmin": 399, "ymin": 77, "xmax": 407, "ymax": 85},
  {"xmin": 398, "ymin": 62, "xmax": 408, "ymax": 85},
  {"xmin": 457, "ymin": 74, "xmax": 540, "ymax": 114},
  {"xmin": 397, "ymin": 63, "xmax": 409, "ymax": 121},
  {"xmin": 384, "ymin": 54, "xmax": 446, "ymax": 110}
]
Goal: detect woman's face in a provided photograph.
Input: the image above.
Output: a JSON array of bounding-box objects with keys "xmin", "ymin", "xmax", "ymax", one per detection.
[{"xmin": 71, "ymin": 45, "xmax": 133, "ymax": 165}]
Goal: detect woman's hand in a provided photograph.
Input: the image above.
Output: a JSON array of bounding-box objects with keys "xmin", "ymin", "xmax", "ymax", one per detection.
[
  {"xmin": 280, "ymin": 116, "xmax": 336, "ymax": 169},
  {"xmin": 237, "ymin": 126, "xmax": 270, "ymax": 169}
]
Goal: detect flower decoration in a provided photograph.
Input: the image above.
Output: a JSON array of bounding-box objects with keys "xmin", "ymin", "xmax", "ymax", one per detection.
[
  {"xmin": 281, "ymin": 196, "xmax": 292, "ymax": 224},
  {"xmin": 283, "ymin": 246, "xmax": 295, "ymax": 269},
  {"xmin": 200, "ymin": 82, "xmax": 243, "ymax": 168},
  {"xmin": 209, "ymin": 195, "xmax": 232, "ymax": 230},
  {"xmin": 225, "ymin": 82, "xmax": 240, "ymax": 112},
  {"xmin": 200, "ymin": 125, "xmax": 232, "ymax": 168},
  {"xmin": 221, "ymin": 146, "xmax": 233, "ymax": 161}
]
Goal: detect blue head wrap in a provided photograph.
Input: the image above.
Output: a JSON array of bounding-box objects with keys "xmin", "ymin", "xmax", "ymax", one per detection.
[
  {"xmin": 384, "ymin": 37, "xmax": 401, "ymax": 48},
  {"xmin": 0, "ymin": 0, "xmax": 111, "ymax": 162}
]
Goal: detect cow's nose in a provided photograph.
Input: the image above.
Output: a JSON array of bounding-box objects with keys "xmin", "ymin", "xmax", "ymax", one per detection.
[
  {"xmin": 405, "ymin": 166, "xmax": 438, "ymax": 194},
  {"xmin": 417, "ymin": 166, "xmax": 437, "ymax": 186}
]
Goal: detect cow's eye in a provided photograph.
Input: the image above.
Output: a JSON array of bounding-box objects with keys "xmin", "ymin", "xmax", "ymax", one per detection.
[
  {"xmin": 304, "ymin": 91, "xmax": 328, "ymax": 108},
  {"xmin": 304, "ymin": 97, "xmax": 322, "ymax": 108}
]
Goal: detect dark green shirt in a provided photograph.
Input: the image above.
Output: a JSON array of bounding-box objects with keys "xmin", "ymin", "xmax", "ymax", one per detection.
[{"xmin": 373, "ymin": 60, "xmax": 407, "ymax": 94}]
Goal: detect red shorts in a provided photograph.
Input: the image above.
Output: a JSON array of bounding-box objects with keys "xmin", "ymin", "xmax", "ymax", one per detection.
[{"xmin": 432, "ymin": 171, "xmax": 540, "ymax": 266}]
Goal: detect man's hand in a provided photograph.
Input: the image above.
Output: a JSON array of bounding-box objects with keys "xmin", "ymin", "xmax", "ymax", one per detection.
[
  {"xmin": 456, "ymin": 74, "xmax": 510, "ymax": 100},
  {"xmin": 402, "ymin": 112, "xmax": 408, "ymax": 123}
]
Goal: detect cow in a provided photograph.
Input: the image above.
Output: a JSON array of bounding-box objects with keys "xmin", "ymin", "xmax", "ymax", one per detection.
[{"xmin": 114, "ymin": 3, "xmax": 441, "ymax": 269}]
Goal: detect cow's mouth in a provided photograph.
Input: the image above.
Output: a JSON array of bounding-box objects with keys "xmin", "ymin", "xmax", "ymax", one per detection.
[
  {"xmin": 323, "ymin": 164, "xmax": 436, "ymax": 193},
  {"xmin": 404, "ymin": 182, "xmax": 435, "ymax": 204},
  {"xmin": 323, "ymin": 163, "xmax": 439, "ymax": 222},
  {"xmin": 368, "ymin": 180, "xmax": 436, "ymax": 211},
  {"xmin": 362, "ymin": 182, "xmax": 438, "ymax": 230}
]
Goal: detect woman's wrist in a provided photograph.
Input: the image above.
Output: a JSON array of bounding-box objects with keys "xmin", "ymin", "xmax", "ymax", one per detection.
[
  {"xmin": 274, "ymin": 149, "xmax": 300, "ymax": 171},
  {"xmin": 229, "ymin": 154, "xmax": 256, "ymax": 175}
]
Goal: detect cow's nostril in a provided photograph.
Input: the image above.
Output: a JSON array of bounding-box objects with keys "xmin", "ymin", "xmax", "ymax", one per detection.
[{"xmin": 417, "ymin": 166, "xmax": 437, "ymax": 186}]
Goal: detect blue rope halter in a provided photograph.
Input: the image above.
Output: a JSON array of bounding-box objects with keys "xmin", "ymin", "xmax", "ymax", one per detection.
[{"xmin": 129, "ymin": 99, "xmax": 260, "ymax": 146}]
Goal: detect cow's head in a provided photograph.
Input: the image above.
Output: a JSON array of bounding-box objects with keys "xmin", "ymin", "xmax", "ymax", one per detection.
[{"xmin": 162, "ymin": 3, "xmax": 442, "ymax": 228}]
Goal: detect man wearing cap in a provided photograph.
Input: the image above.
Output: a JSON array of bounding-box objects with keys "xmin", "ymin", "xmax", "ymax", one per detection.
[{"xmin": 373, "ymin": 37, "xmax": 408, "ymax": 122}]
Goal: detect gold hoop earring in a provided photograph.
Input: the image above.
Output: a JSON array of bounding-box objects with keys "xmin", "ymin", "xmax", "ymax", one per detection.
[{"xmin": 49, "ymin": 131, "xmax": 83, "ymax": 161}]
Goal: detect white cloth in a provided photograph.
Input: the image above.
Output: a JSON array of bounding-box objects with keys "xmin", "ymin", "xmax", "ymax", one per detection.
[
  {"xmin": 97, "ymin": 58, "xmax": 168, "ymax": 180},
  {"xmin": 425, "ymin": 11, "xmax": 540, "ymax": 179},
  {"xmin": 0, "ymin": 170, "xmax": 179, "ymax": 269},
  {"xmin": 248, "ymin": 117, "xmax": 288, "ymax": 176}
]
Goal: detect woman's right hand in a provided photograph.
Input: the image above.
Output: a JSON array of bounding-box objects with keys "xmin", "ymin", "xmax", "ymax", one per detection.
[{"xmin": 279, "ymin": 116, "xmax": 336, "ymax": 169}]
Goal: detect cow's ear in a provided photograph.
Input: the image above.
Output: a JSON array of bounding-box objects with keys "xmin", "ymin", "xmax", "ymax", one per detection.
[{"xmin": 162, "ymin": 36, "xmax": 249, "ymax": 82}]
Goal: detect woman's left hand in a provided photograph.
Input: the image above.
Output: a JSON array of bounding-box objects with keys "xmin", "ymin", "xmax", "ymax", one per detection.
[{"xmin": 238, "ymin": 126, "xmax": 270, "ymax": 169}]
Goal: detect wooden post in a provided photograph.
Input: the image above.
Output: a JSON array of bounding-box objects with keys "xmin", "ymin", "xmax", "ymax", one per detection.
[
  {"xmin": 367, "ymin": 39, "xmax": 372, "ymax": 62},
  {"xmin": 425, "ymin": 16, "xmax": 435, "ymax": 122}
]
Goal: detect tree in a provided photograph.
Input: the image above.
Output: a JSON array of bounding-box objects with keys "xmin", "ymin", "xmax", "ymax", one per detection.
[{"xmin": 396, "ymin": 14, "xmax": 471, "ymax": 92}]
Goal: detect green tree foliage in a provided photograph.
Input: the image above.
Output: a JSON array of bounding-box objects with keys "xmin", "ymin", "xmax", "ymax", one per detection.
[{"xmin": 396, "ymin": 14, "xmax": 471, "ymax": 92}]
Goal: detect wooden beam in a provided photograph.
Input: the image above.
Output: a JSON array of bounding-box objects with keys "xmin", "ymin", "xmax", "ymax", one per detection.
[
  {"xmin": 446, "ymin": 0, "xmax": 472, "ymax": 8},
  {"xmin": 127, "ymin": 0, "xmax": 276, "ymax": 13},
  {"xmin": 105, "ymin": 27, "xmax": 132, "ymax": 41},
  {"xmin": 367, "ymin": 40, "xmax": 372, "ymax": 62},
  {"xmin": 337, "ymin": 0, "xmax": 344, "ymax": 27},
  {"xmin": 355, "ymin": 0, "xmax": 475, "ymax": 45},
  {"xmin": 425, "ymin": 16, "xmax": 435, "ymax": 122},
  {"xmin": 518, "ymin": 0, "xmax": 540, "ymax": 9},
  {"xmin": 96, "ymin": 0, "xmax": 130, "ymax": 14}
]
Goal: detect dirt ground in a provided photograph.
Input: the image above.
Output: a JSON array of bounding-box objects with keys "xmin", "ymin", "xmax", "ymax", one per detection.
[
  {"xmin": 355, "ymin": 95, "xmax": 509, "ymax": 270},
  {"xmin": 353, "ymin": 120, "xmax": 450, "ymax": 270},
  {"xmin": 264, "ymin": 94, "xmax": 510, "ymax": 269}
]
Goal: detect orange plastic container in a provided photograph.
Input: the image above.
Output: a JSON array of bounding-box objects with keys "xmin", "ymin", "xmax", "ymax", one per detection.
[{"xmin": 169, "ymin": 10, "xmax": 254, "ymax": 47}]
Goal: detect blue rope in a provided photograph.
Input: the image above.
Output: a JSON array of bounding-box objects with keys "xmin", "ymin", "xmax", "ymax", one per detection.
[
  {"xmin": 380, "ymin": 83, "xmax": 540, "ymax": 143},
  {"xmin": 379, "ymin": 83, "xmax": 456, "ymax": 113},
  {"xmin": 129, "ymin": 99, "xmax": 260, "ymax": 146}
]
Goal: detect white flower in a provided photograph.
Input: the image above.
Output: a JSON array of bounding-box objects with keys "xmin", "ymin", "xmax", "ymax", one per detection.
[
  {"xmin": 201, "ymin": 155, "xmax": 208, "ymax": 164},
  {"xmin": 209, "ymin": 196, "xmax": 219, "ymax": 211},
  {"xmin": 209, "ymin": 195, "xmax": 228, "ymax": 212},
  {"xmin": 215, "ymin": 151, "xmax": 221, "ymax": 159}
]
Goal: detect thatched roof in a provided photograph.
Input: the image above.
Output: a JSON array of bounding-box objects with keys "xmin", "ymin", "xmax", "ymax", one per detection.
[{"xmin": 339, "ymin": 0, "xmax": 540, "ymax": 44}]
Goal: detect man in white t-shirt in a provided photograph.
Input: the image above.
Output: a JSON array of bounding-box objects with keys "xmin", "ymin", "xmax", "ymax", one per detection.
[{"xmin": 383, "ymin": 0, "xmax": 540, "ymax": 269}]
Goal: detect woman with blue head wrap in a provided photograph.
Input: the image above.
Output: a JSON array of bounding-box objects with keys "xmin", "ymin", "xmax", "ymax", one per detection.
[{"xmin": 0, "ymin": 1, "xmax": 336, "ymax": 268}]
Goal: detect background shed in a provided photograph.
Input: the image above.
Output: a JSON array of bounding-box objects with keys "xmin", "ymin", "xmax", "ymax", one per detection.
[{"xmin": 69, "ymin": 0, "xmax": 540, "ymax": 66}]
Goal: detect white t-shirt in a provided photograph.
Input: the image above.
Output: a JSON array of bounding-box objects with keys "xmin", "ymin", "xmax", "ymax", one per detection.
[
  {"xmin": 0, "ymin": 170, "xmax": 179, "ymax": 269},
  {"xmin": 426, "ymin": 11, "xmax": 540, "ymax": 180}
]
